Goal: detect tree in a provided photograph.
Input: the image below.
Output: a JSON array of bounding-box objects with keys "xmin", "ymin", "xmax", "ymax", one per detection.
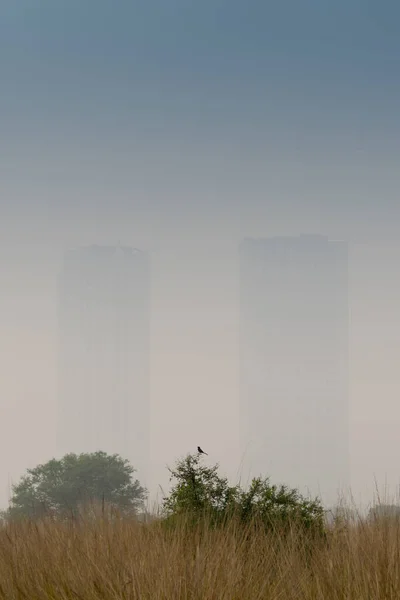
[
  {"xmin": 163, "ymin": 453, "xmax": 239, "ymax": 523},
  {"xmin": 163, "ymin": 453, "xmax": 324, "ymax": 534},
  {"xmin": 3, "ymin": 451, "xmax": 147, "ymax": 521}
]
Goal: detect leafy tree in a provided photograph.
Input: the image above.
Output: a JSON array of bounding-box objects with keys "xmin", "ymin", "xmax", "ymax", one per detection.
[
  {"xmin": 163, "ymin": 453, "xmax": 324, "ymax": 534},
  {"xmin": 163, "ymin": 453, "xmax": 239, "ymax": 523},
  {"xmin": 3, "ymin": 451, "xmax": 147, "ymax": 521}
]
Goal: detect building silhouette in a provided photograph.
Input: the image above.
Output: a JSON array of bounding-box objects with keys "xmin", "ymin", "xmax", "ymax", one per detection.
[
  {"xmin": 57, "ymin": 245, "xmax": 150, "ymax": 484},
  {"xmin": 239, "ymin": 235, "xmax": 349, "ymax": 504}
]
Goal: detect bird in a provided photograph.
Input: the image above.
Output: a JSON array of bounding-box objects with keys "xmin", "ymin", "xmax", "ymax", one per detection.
[{"xmin": 197, "ymin": 446, "xmax": 208, "ymax": 455}]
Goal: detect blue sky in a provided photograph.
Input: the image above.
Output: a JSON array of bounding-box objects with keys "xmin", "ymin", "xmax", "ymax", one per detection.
[
  {"xmin": 2, "ymin": 1, "xmax": 399, "ymax": 76},
  {"xmin": 1, "ymin": 0, "xmax": 400, "ymax": 270},
  {"xmin": 1, "ymin": 1, "xmax": 399, "ymax": 232},
  {"xmin": 1, "ymin": 1, "xmax": 399, "ymax": 263},
  {"xmin": 2, "ymin": 1, "xmax": 399, "ymax": 125},
  {"xmin": 1, "ymin": 1, "xmax": 399, "ymax": 130}
]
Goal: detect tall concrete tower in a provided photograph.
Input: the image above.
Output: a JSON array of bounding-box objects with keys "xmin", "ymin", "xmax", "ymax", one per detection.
[
  {"xmin": 239, "ymin": 235, "xmax": 349, "ymax": 504},
  {"xmin": 57, "ymin": 245, "xmax": 150, "ymax": 485}
]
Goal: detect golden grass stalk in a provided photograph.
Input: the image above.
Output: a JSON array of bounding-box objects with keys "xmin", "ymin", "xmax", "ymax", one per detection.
[{"xmin": 0, "ymin": 504, "xmax": 400, "ymax": 599}]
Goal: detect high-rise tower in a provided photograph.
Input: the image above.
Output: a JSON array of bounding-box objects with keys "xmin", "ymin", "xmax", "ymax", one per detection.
[
  {"xmin": 239, "ymin": 235, "xmax": 349, "ymax": 503},
  {"xmin": 57, "ymin": 245, "xmax": 150, "ymax": 484}
]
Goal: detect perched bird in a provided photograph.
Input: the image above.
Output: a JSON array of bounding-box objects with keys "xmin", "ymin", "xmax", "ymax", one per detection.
[{"xmin": 197, "ymin": 446, "xmax": 208, "ymax": 455}]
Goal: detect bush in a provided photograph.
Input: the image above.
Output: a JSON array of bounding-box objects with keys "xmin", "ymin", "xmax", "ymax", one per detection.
[{"xmin": 163, "ymin": 453, "xmax": 325, "ymax": 536}]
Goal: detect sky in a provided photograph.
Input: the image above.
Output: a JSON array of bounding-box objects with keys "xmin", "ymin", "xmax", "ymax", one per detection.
[{"xmin": 1, "ymin": 0, "xmax": 400, "ymax": 508}]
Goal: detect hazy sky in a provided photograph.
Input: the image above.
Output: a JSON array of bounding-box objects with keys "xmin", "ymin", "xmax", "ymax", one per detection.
[{"xmin": 1, "ymin": 1, "xmax": 400, "ymax": 507}]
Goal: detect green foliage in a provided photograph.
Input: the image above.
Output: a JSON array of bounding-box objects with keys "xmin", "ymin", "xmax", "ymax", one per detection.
[
  {"xmin": 163, "ymin": 454, "xmax": 239, "ymax": 524},
  {"xmin": 237, "ymin": 476, "xmax": 325, "ymax": 534},
  {"xmin": 3, "ymin": 451, "xmax": 147, "ymax": 521},
  {"xmin": 163, "ymin": 453, "xmax": 324, "ymax": 535}
]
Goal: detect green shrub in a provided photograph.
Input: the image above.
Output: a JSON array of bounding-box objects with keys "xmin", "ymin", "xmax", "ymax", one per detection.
[{"xmin": 163, "ymin": 453, "xmax": 325, "ymax": 536}]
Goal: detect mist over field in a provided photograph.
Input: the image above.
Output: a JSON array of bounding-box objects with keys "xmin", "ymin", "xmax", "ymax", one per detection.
[{"xmin": 1, "ymin": 0, "xmax": 400, "ymax": 514}]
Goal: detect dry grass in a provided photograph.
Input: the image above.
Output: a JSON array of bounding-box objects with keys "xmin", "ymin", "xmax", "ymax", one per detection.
[{"xmin": 0, "ymin": 510, "xmax": 400, "ymax": 599}]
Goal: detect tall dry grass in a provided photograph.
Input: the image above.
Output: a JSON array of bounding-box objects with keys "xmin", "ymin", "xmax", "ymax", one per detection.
[{"xmin": 0, "ymin": 509, "xmax": 400, "ymax": 599}]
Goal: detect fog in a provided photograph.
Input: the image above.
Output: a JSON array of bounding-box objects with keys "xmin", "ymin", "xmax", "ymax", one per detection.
[{"xmin": 1, "ymin": 1, "xmax": 400, "ymax": 509}]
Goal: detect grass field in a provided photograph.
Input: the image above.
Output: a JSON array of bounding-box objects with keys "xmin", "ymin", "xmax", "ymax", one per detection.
[{"xmin": 0, "ymin": 507, "xmax": 399, "ymax": 599}]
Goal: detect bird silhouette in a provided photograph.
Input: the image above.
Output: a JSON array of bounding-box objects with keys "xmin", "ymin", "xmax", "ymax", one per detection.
[{"xmin": 197, "ymin": 446, "xmax": 208, "ymax": 455}]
